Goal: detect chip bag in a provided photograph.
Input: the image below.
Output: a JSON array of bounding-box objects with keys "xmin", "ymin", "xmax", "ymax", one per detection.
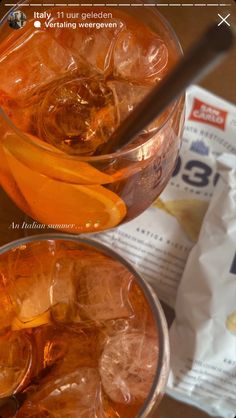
[{"xmin": 167, "ymin": 153, "xmax": 236, "ymax": 418}]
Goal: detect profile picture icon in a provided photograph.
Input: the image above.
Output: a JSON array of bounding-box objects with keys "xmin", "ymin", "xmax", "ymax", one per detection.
[{"xmin": 8, "ymin": 10, "xmax": 27, "ymax": 30}]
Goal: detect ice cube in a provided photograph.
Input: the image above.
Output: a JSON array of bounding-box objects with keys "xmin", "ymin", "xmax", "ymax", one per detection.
[
  {"xmin": 53, "ymin": 327, "xmax": 102, "ymax": 373},
  {"xmin": 0, "ymin": 277, "xmax": 15, "ymax": 332},
  {"xmin": 17, "ymin": 368, "xmax": 105, "ymax": 418},
  {"xmin": 54, "ymin": 19, "xmax": 124, "ymax": 75},
  {"xmin": 107, "ymin": 80, "xmax": 151, "ymax": 122},
  {"xmin": 99, "ymin": 281, "xmax": 158, "ymax": 339},
  {"xmin": 50, "ymin": 258, "xmax": 78, "ymax": 323},
  {"xmin": 7, "ymin": 268, "xmax": 51, "ymax": 324},
  {"xmin": 33, "ymin": 325, "xmax": 69, "ymax": 375},
  {"xmin": 127, "ymin": 281, "xmax": 158, "ymax": 337},
  {"xmin": 36, "ymin": 75, "xmax": 119, "ymax": 155},
  {"xmin": 102, "ymin": 318, "xmax": 132, "ymax": 337},
  {"xmin": 5, "ymin": 246, "xmax": 77, "ymax": 324},
  {"xmin": 76, "ymin": 257, "xmax": 134, "ymax": 321},
  {"xmin": 99, "ymin": 332, "xmax": 158, "ymax": 404},
  {"xmin": 113, "ymin": 29, "xmax": 168, "ymax": 83},
  {"xmin": 0, "ymin": 331, "xmax": 33, "ymax": 397},
  {"xmin": 33, "ymin": 324, "xmax": 103, "ymax": 380},
  {"xmin": 0, "ymin": 28, "xmax": 76, "ymax": 99},
  {"xmin": 0, "ymin": 88, "xmax": 48, "ymax": 135}
]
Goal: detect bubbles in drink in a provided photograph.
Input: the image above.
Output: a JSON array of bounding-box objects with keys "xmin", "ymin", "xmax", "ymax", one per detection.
[{"xmin": 102, "ymin": 318, "xmax": 131, "ymax": 337}]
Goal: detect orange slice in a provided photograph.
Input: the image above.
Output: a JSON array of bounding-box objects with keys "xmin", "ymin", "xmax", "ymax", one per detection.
[
  {"xmin": 0, "ymin": 136, "xmax": 34, "ymax": 217},
  {"xmin": 6, "ymin": 152, "xmax": 127, "ymax": 233},
  {"xmin": 3, "ymin": 132, "xmax": 114, "ymax": 185}
]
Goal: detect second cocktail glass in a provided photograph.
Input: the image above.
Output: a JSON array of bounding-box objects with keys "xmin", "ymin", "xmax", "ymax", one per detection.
[{"xmin": 0, "ymin": 234, "xmax": 169, "ymax": 417}]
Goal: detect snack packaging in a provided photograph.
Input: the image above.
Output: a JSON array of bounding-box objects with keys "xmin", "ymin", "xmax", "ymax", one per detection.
[
  {"xmin": 167, "ymin": 153, "xmax": 236, "ymax": 418},
  {"xmin": 93, "ymin": 85, "xmax": 236, "ymax": 307}
]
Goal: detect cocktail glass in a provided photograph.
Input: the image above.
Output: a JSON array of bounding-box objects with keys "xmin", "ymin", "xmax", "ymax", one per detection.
[
  {"xmin": 0, "ymin": 0, "xmax": 184, "ymax": 233},
  {"xmin": 0, "ymin": 233, "xmax": 169, "ymax": 417}
]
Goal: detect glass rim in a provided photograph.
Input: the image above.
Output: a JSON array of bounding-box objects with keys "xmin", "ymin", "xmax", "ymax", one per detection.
[
  {"xmin": 0, "ymin": 0, "xmax": 183, "ymax": 162},
  {"xmin": 0, "ymin": 232, "xmax": 170, "ymax": 417}
]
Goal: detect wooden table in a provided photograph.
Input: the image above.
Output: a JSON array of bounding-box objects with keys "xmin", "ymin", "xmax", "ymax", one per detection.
[{"xmin": 0, "ymin": 1, "xmax": 236, "ymax": 417}]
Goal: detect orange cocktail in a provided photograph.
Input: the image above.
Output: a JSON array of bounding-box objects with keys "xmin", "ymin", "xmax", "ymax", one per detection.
[
  {"xmin": 0, "ymin": 234, "xmax": 169, "ymax": 417},
  {"xmin": 0, "ymin": 1, "xmax": 184, "ymax": 233}
]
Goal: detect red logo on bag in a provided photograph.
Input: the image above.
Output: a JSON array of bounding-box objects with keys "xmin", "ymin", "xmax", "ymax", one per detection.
[{"xmin": 189, "ymin": 98, "xmax": 227, "ymax": 130}]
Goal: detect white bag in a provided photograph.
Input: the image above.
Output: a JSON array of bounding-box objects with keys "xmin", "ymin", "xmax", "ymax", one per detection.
[{"xmin": 167, "ymin": 153, "xmax": 236, "ymax": 418}]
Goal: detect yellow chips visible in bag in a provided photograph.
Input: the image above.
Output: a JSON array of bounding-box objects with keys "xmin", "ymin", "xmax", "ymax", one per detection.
[
  {"xmin": 153, "ymin": 198, "xmax": 209, "ymax": 242},
  {"xmin": 226, "ymin": 311, "xmax": 236, "ymax": 333}
]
